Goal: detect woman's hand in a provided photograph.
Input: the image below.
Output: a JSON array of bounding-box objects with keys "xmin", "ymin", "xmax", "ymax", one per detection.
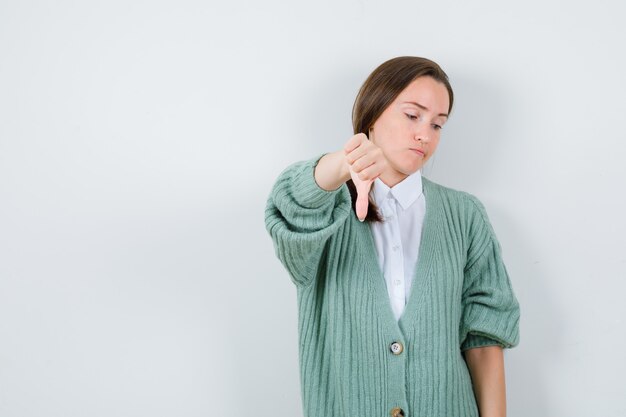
[{"xmin": 343, "ymin": 130, "xmax": 388, "ymax": 221}]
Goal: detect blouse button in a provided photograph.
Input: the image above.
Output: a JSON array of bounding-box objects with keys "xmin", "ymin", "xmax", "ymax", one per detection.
[
  {"xmin": 390, "ymin": 341, "xmax": 404, "ymax": 355},
  {"xmin": 390, "ymin": 407, "xmax": 405, "ymax": 417}
]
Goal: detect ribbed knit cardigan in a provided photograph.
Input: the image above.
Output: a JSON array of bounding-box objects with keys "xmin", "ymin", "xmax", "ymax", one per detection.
[{"xmin": 264, "ymin": 153, "xmax": 521, "ymax": 417}]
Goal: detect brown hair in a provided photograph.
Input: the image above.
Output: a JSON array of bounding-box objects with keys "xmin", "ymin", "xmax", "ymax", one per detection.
[{"xmin": 347, "ymin": 56, "xmax": 454, "ymax": 223}]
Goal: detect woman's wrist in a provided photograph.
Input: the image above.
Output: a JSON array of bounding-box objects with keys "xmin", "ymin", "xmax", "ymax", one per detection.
[{"xmin": 314, "ymin": 150, "xmax": 351, "ymax": 191}]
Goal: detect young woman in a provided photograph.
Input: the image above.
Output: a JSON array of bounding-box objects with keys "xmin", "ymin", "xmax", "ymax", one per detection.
[{"xmin": 264, "ymin": 56, "xmax": 520, "ymax": 417}]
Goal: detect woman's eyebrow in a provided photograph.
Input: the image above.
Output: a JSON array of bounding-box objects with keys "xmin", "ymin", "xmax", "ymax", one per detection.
[{"xmin": 403, "ymin": 101, "xmax": 448, "ymax": 118}]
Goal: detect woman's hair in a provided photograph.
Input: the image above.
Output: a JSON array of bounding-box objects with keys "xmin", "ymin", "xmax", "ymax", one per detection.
[{"xmin": 347, "ymin": 56, "xmax": 455, "ymax": 223}]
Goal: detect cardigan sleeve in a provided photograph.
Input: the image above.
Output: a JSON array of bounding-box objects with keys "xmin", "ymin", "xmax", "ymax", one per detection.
[
  {"xmin": 459, "ymin": 194, "xmax": 521, "ymax": 352},
  {"xmin": 264, "ymin": 153, "xmax": 352, "ymax": 288}
]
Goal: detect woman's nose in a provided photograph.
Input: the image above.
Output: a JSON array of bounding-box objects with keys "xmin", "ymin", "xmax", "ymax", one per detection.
[{"xmin": 414, "ymin": 127, "xmax": 430, "ymax": 143}]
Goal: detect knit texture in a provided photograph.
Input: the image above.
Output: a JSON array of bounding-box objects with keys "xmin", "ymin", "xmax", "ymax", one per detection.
[{"xmin": 264, "ymin": 153, "xmax": 521, "ymax": 417}]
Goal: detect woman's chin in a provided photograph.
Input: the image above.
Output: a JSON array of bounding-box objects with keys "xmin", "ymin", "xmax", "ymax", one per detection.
[
  {"xmin": 397, "ymin": 159, "xmax": 424, "ymax": 174},
  {"xmin": 386, "ymin": 153, "xmax": 426, "ymax": 176},
  {"xmin": 388, "ymin": 165, "xmax": 422, "ymax": 180}
]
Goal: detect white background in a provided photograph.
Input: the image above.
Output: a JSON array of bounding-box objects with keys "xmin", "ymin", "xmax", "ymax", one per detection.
[{"xmin": 1, "ymin": 1, "xmax": 625, "ymax": 416}]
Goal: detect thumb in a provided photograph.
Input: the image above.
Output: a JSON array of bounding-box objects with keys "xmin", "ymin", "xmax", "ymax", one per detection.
[{"xmin": 350, "ymin": 167, "xmax": 373, "ymax": 222}]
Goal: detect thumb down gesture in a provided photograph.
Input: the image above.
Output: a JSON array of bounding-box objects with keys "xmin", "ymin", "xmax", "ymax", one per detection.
[{"xmin": 344, "ymin": 129, "xmax": 389, "ymax": 222}]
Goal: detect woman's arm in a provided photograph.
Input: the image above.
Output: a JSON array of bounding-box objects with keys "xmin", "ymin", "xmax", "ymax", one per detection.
[
  {"xmin": 264, "ymin": 153, "xmax": 352, "ymax": 287},
  {"xmin": 314, "ymin": 149, "xmax": 350, "ymax": 191},
  {"xmin": 463, "ymin": 345, "xmax": 507, "ymax": 417}
]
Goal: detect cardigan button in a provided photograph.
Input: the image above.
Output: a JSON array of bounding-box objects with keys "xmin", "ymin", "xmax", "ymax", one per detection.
[
  {"xmin": 390, "ymin": 407, "xmax": 405, "ymax": 417},
  {"xmin": 390, "ymin": 341, "xmax": 404, "ymax": 355}
]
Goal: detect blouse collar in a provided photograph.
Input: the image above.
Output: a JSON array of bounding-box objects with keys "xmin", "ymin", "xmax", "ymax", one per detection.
[{"xmin": 372, "ymin": 169, "xmax": 423, "ymax": 211}]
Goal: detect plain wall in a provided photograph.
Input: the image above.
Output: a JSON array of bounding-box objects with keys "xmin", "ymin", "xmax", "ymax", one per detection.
[{"xmin": 1, "ymin": 0, "xmax": 625, "ymax": 416}]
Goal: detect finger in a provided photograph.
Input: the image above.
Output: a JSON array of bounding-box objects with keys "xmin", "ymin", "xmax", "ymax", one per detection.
[
  {"xmin": 356, "ymin": 191, "xmax": 369, "ymax": 221},
  {"xmin": 355, "ymin": 179, "xmax": 372, "ymax": 221},
  {"xmin": 346, "ymin": 136, "xmax": 372, "ymax": 164},
  {"xmin": 344, "ymin": 133, "xmax": 367, "ymax": 154},
  {"xmin": 344, "ymin": 134, "xmax": 361, "ymax": 154},
  {"xmin": 348, "ymin": 165, "xmax": 370, "ymax": 221},
  {"xmin": 346, "ymin": 146, "xmax": 367, "ymax": 166},
  {"xmin": 356, "ymin": 161, "xmax": 383, "ymax": 182},
  {"xmin": 351, "ymin": 151, "xmax": 376, "ymax": 173}
]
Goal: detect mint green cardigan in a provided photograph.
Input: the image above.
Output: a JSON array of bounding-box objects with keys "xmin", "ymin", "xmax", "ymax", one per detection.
[{"xmin": 264, "ymin": 153, "xmax": 521, "ymax": 417}]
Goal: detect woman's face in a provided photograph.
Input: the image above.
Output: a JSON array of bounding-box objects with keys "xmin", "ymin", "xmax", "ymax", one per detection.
[{"xmin": 370, "ymin": 75, "xmax": 449, "ymax": 187}]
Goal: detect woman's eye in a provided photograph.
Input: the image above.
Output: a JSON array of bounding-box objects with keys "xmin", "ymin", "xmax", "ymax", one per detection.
[{"xmin": 406, "ymin": 113, "xmax": 442, "ymax": 130}]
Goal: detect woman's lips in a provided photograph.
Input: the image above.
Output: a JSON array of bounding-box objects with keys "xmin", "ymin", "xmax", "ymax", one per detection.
[{"xmin": 410, "ymin": 148, "xmax": 425, "ymax": 156}]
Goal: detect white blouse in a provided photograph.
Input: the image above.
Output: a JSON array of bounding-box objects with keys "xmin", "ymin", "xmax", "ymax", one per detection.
[{"xmin": 369, "ymin": 170, "xmax": 426, "ymax": 322}]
